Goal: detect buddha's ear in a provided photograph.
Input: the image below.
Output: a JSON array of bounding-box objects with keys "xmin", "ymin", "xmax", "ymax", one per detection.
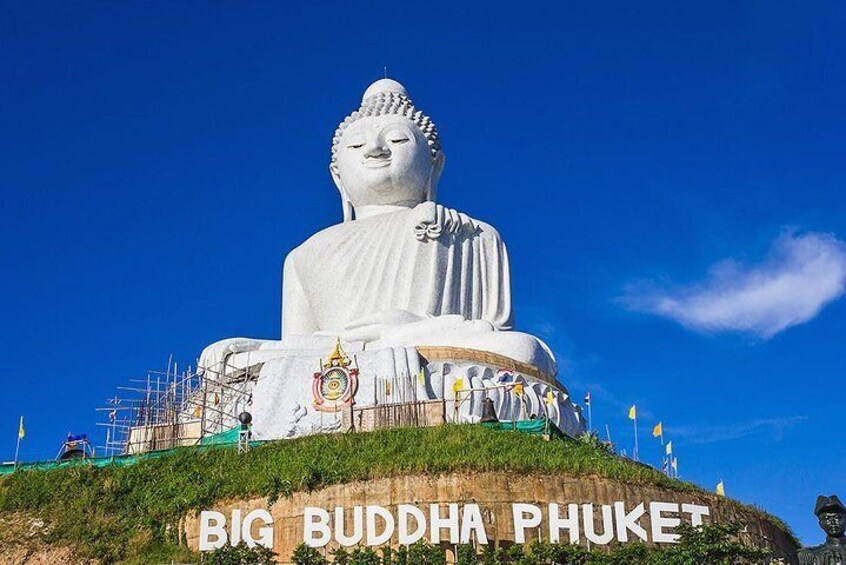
[
  {"xmin": 330, "ymin": 165, "xmax": 355, "ymax": 222},
  {"xmin": 427, "ymin": 150, "xmax": 446, "ymax": 202}
]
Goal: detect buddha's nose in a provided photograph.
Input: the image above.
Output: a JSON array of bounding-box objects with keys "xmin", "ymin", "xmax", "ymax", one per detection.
[{"xmin": 364, "ymin": 141, "xmax": 390, "ymax": 159}]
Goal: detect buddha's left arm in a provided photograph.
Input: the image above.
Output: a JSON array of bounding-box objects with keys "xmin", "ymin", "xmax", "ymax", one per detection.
[
  {"xmin": 479, "ymin": 228, "xmax": 514, "ymax": 331},
  {"xmin": 281, "ymin": 253, "xmax": 319, "ymax": 338}
]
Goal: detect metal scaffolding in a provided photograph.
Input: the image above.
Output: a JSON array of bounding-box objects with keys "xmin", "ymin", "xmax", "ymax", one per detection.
[{"xmin": 95, "ymin": 356, "xmax": 255, "ymax": 456}]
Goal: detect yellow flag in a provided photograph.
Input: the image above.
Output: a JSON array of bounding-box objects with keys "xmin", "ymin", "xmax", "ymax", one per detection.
[
  {"xmin": 545, "ymin": 391, "xmax": 555, "ymax": 405},
  {"xmin": 451, "ymin": 378, "xmax": 464, "ymax": 394},
  {"xmin": 17, "ymin": 416, "xmax": 25, "ymax": 440},
  {"xmin": 652, "ymin": 422, "xmax": 663, "ymax": 438},
  {"xmin": 513, "ymin": 383, "xmax": 524, "ymax": 396},
  {"xmin": 417, "ymin": 368, "xmax": 426, "ymax": 385},
  {"xmin": 716, "ymin": 481, "xmax": 725, "ymax": 496},
  {"xmin": 666, "ymin": 441, "xmax": 673, "ymax": 455},
  {"xmin": 628, "ymin": 405, "xmax": 637, "ymax": 420}
]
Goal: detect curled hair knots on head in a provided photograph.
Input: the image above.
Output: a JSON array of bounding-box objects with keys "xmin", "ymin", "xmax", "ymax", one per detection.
[{"xmin": 330, "ymin": 91, "xmax": 442, "ymax": 174}]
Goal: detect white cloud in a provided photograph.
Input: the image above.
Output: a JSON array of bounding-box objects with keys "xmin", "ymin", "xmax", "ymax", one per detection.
[
  {"xmin": 620, "ymin": 230, "xmax": 846, "ymax": 338},
  {"xmin": 669, "ymin": 416, "xmax": 807, "ymax": 445}
]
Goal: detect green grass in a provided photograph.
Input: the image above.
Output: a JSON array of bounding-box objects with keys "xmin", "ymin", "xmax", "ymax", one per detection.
[{"xmin": 0, "ymin": 425, "xmax": 789, "ymax": 563}]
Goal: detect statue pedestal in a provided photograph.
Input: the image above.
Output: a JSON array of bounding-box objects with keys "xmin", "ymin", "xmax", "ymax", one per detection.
[{"xmin": 222, "ymin": 344, "xmax": 584, "ymax": 440}]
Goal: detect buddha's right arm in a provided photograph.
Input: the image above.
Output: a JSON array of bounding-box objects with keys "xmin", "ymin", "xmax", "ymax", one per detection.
[
  {"xmin": 197, "ymin": 337, "xmax": 270, "ymax": 374},
  {"xmin": 197, "ymin": 255, "xmax": 319, "ymax": 373}
]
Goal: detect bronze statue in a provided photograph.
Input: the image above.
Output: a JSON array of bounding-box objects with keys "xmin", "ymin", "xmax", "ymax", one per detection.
[{"xmin": 799, "ymin": 495, "xmax": 846, "ymax": 565}]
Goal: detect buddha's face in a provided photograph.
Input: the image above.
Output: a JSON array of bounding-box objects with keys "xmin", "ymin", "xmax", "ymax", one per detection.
[
  {"xmin": 334, "ymin": 114, "xmax": 440, "ymax": 209},
  {"xmin": 819, "ymin": 512, "xmax": 846, "ymax": 537}
]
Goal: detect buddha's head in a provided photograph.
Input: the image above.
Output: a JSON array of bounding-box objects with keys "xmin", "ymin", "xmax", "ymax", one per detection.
[{"xmin": 331, "ymin": 79, "xmax": 445, "ymax": 221}]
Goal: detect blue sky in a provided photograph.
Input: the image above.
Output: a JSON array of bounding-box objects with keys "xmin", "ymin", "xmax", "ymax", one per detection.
[{"xmin": 1, "ymin": 0, "xmax": 844, "ymax": 545}]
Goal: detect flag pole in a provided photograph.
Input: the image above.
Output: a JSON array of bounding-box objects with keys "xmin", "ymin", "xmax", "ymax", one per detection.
[
  {"xmin": 633, "ymin": 413, "xmax": 639, "ymax": 461},
  {"xmin": 13, "ymin": 416, "xmax": 23, "ymax": 469},
  {"xmin": 664, "ymin": 442, "xmax": 672, "ymax": 477},
  {"xmin": 588, "ymin": 399, "xmax": 593, "ymax": 433},
  {"xmin": 671, "ymin": 447, "xmax": 676, "ymax": 478}
]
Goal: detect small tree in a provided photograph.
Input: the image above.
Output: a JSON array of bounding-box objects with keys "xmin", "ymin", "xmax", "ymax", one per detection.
[
  {"xmin": 348, "ymin": 547, "xmax": 381, "ymax": 565},
  {"xmin": 291, "ymin": 523, "xmax": 775, "ymax": 565},
  {"xmin": 207, "ymin": 541, "xmax": 276, "ymax": 565},
  {"xmin": 291, "ymin": 543, "xmax": 327, "ymax": 565},
  {"xmin": 656, "ymin": 522, "xmax": 771, "ymax": 565},
  {"xmin": 407, "ymin": 540, "xmax": 447, "ymax": 565},
  {"xmin": 577, "ymin": 430, "xmax": 615, "ymax": 455}
]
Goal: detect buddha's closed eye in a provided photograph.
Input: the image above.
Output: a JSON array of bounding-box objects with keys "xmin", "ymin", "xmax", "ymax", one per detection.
[
  {"xmin": 347, "ymin": 143, "xmax": 365, "ymax": 149},
  {"xmin": 389, "ymin": 137, "xmax": 409, "ymax": 144}
]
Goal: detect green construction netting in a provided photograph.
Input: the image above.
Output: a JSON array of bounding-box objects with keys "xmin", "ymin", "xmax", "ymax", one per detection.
[
  {"xmin": 1, "ymin": 422, "xmax": 568, "ymax": 476},
  {"xmin": 481, "ymin": 419, "xmax": 566, "ymax": 439},
  {"xmin": 199, "ymin": 426, "xmax": 243, "ymax": 446},
  {"xmin": 0, "ymin": 427, "xmax": 256, "ymax": 476}
]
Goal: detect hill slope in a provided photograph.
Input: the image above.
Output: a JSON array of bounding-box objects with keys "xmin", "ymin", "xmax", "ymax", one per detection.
[{"xmin": 0, "ymin": 424, "xmax": 791, "ymax": 563}]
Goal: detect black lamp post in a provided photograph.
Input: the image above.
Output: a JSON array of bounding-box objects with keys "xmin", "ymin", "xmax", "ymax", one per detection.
[{"xmin": 237, "ymin": 411, "xmax": 252, "ymax": 453}]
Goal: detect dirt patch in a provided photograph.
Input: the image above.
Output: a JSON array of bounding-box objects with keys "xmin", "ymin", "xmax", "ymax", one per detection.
[{"xmin": 0, "ymin": 512, "xmax": 89, "ymax": 564}]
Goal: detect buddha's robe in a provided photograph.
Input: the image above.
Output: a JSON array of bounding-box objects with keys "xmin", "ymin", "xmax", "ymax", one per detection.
[
  {"xmin": 199, "ymin": 206, "xmax": 572, "ymax": 439},
  {"xmin": 281, "ymin": 208, "xmax": 513, "ymax": 338},
  {"xmin": 200, "ymin": 206, "xmax": 556, "ymax": 377}
]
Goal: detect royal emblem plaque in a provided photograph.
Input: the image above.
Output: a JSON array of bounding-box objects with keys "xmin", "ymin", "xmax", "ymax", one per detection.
[{"xmin": 312, "ymin": 339, "xmax": 359, "ymax": 412}]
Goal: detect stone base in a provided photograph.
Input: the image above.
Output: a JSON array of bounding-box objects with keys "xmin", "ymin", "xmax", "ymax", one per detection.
[
  {"xmin": 183, "ymin": 472, "xmax": 798, "ymax": 564},
  {"xmin": 242, "ymin": 345, "xmax": 584, "ymax": 440}
]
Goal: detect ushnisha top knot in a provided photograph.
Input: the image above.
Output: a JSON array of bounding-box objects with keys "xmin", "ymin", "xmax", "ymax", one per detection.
[
  {"xmin": 331, "ymin": 78, "xmax": 442, "ymax": 174},
  {"xmin": 361, "ymin": 78, "xmax": 408, "ymax": 101}
]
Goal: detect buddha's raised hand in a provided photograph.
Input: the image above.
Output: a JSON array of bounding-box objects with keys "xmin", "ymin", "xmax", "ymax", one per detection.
[{"xmin": 411, "ymin": 201, "xmax": 477, "ymax": 241}]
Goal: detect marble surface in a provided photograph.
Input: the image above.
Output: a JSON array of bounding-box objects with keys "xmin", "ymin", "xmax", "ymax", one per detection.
[
  {"xmin": 245, "ymin": 347, "xmax": 583, "ymax": 440},
  {"xmin": 197, "ymin": 78, "xmax": 584, "ymax": 439}
]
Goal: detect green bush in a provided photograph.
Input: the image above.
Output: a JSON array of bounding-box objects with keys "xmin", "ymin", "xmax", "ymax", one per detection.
[
  {"xmin": 206, "ymin": 541, "xmax": 276, "ymax": 564},
  {"xmin": 291, "ymin": 543, "xmax": 327, "ymax": 565},
  {"xmin": 292, "ymin": 522, "xmax": 774, "ymax": 564}
]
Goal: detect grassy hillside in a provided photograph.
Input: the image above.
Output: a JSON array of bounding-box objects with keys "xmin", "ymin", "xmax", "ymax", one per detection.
[{"xmin": 0, "ymin": 424, "xmax": 786, "ymax": 563}]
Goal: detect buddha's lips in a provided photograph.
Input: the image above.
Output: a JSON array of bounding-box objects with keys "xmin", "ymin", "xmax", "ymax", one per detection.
[{"xmin": 362, "ymin": 158, "xmax": 391, "ymax": 169}]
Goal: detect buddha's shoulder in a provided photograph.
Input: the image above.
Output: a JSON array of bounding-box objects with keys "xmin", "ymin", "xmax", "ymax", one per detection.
[
  {"xmin": 284, "ymin": 222, "xmax": 348, "ymax": 262},
  {"xmin": 286, "ymin": 208, "xmax": 503, "ymax": 262},
  {"xmin": 288, "ymin": 213, "xmax": 395, "ymax": 252},
  {"xmin": 470, "ymin": 217, "xmax": 501, "ymax": 240}
]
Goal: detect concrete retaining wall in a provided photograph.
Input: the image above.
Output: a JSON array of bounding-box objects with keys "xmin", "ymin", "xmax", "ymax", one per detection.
[{"xmin": 182, "ymin": 471, "xmax": 797, "ymax": 563}]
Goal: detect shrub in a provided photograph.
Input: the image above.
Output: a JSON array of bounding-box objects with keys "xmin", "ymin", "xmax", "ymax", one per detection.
[
  {"xmin": 291, "ymin": 521, "xmax": 777, "ymax": 564},
  {"xmin": 207, "ymin": 541, "xmax": 276, "ymax": 564},
  {"xmin": 292, "ymin": 543, "xmax": 327, "ymax": 565}
]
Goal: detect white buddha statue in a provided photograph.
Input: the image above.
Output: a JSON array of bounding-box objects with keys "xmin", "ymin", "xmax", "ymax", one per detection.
[
  {"xmin": 197, "ymin": 79, "xmax": 583, "ymax": 438},
  {"xmin": 200, "ymin": 78, "xmax": 555, "ymax": 375}
]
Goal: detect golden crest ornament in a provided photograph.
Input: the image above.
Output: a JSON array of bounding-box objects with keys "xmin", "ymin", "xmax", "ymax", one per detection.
[{"xmin": 312, "ymin": 339, "xmax": 359, "ymax": 412}]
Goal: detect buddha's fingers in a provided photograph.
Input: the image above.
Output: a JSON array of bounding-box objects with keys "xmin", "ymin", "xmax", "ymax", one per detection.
[
  {"xmin": 426, "ymin": 223, "xmax": 442, "ymax": 239},
  {"xmin": 446, "ymin": 208, "xmax": 462, "ymax": 234},
  {"xmin": 435, "ymin": 203, "xmax": 446, "ymax": 231},
  {"xmin": 457, "ymin": 212, "xmax": 475, "ymax": 233},
  {"xmin": 413, "ymin": 223, "xmax": 430, "ymax": 241},
  {"xmin": 411, "ymin": 200, "xmax": 437, "ymax": 224}
]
